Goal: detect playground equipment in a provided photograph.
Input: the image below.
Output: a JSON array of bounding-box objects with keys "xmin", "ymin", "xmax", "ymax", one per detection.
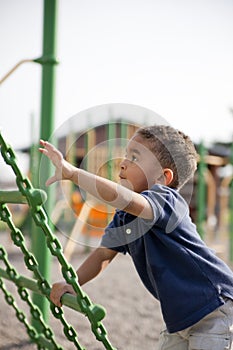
[
  {"xmin": 0, "ymin": 0, "xmax": 59, "ymax": 326},
  {"xmin": 196, "ymin": 141, "xmax": 233, "ymax": 260},
  {"xmin": 0, "ymin": 132, "xmax": 116, "ymax": 350},
  {"xmin": 230, "ymin": 141, "xmax": 233, "ymax": 261},
  {"xmin": 196, "ymin": 142, "xmax": 207, "ymax": 239}
]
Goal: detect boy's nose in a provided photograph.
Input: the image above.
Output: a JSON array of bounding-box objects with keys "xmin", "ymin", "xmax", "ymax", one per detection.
[{"xmin": 120, "ymin": 159, "xmax": 127, "ymax": 169}]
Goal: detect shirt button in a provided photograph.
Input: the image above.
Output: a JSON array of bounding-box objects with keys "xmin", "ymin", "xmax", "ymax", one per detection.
[{"xmin": 126, "ymin": 228, "xmax": 131, "ymax": 234}]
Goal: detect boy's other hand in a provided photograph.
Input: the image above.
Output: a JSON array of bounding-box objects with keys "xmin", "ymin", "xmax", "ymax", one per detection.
[{"xmin": 50, "ymin": 281, "xmax": 76, "ymax": 307}]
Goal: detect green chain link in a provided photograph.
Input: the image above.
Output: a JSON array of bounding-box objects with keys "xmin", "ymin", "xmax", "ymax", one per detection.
[
  {"xmin": 0, "ymin": 201, "xmax": 85, "ymax": 350},
  {"xmin": 0, "ymin": 244, "xmax": 63, "ymax": 350},
  {"xmin": 0, "ymin": 132, "xmax": 117, "ymax": 350}
]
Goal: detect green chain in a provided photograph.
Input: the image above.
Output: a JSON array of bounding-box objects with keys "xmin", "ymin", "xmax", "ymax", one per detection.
[
  {"xmin": 0, "ymin": 132, "xmax": 117, "ymax": 350},
  {"xmin": 0, "ymin": 244, "xmax": 63, "ymax": 350},
  {"xmin": 0, "ymin": 202, "xmax": 85, "ymax": 350}
]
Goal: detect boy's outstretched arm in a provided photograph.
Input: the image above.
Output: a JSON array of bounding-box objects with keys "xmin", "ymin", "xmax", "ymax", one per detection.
[
  {"xmin": 39, "ymin": 140, "xmax": 153, "ymax": 220},
  {"xmin": 50, "ymin": 247, "xmax": 117, "ymax": 307}
]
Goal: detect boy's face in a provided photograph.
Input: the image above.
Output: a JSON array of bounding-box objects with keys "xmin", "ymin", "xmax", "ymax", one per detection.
[{"xmin": 119, "ymin": 134, "xmax": 163, "ymax": 193}]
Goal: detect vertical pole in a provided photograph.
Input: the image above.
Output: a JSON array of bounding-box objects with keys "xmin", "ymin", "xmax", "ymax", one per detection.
[
  {"xmin": 83, "ymin": 119, "xmax": 96, "ymax": 251},
  {"xmin": 107, "ymin": 121, "xmax": 116, "ymax": 224},
  {"xmin": 229, "ymin": 141, "xmax": 233, "ymax": 261},
  {"xmin": 120, "ymin": 120, "xmax": 128, "ymax": 168},
  {"xmin": 107, "ymin": 121, "xmax": 115, "ymax": 181},
  {"xmin": 120, "ymin": 119, "xmax": 127, "ymax": 142},
  {"xmin": 196, "ymin": 142, "xmax": 207, "ymax": 239},
  {"xmin": 31, "ymin": 0, "xmax": 58, "ymax": 329}
]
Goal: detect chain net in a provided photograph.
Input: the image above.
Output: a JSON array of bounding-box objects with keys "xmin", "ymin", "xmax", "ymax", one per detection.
[{"xmin": 0, "ymin": 132, "xmax": 116, "ymax": 350}]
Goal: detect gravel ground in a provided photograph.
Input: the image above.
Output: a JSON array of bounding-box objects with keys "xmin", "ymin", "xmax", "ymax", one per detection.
[{"xmin": 0, "ymin": 231, "xmax": 163, "ymax": 350}]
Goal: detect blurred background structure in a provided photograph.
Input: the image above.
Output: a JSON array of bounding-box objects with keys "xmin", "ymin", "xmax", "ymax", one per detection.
[{"xmin": 1, "ymin": 0, "xmax": 233, "ymax": 149}]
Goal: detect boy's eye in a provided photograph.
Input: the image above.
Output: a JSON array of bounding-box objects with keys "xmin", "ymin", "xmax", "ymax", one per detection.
[
  {"xmin": 123, "ymin": 153, "xmax": 138, "ymax": 163},
  {"xmin": 131, "ymin": 155, "xmax": 138, "ymax": 162}
]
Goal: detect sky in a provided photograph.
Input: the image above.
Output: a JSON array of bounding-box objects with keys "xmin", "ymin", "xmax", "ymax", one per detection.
[{"xmin": 1, "ymin": 0, "xmax": 233, "ymax": 152}]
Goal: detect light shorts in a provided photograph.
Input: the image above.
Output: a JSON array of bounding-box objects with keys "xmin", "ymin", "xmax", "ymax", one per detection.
[{"xmin": 157, "ymin": 298, "xmax": 233, "ymax": 350}]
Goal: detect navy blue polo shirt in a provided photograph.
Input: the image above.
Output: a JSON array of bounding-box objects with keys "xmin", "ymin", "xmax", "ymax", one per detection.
[{"xmin": 101, "ymin": 184, "xmax": 233, "ymax": 333}]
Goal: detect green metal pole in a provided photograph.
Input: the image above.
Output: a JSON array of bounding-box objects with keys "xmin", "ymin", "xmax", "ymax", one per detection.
[
  {"xmin": 196, "ymin": 142, "xmax": 207, "ymax": 239},
  {"xmin": 31, "ymin": 0, "xmax": 58, "ymax": 330},
  {"xmin": 120, "ymin": 119, "xmax": 128, "ymax": 149},
  {"xmin": 0, "ymin": 267, "xmax": 105, "ymax": 315},
  {"xmin": 0, "ymin": 190, "xmax": 46, "ymax": 204},
  {"xmin": 107, "ymin": 121, "xmax": 115, "ymax": 181}
]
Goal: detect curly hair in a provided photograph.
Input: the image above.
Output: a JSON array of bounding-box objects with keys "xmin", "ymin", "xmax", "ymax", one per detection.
[{"xmin": 136, "ymin": 125, "xmax": 198, "ymax": 189}]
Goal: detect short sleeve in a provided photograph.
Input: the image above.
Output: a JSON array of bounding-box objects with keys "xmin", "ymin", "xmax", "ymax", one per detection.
[{"xmin": 141, "ymin": 185, "xmax": 189, "ymax": 233}]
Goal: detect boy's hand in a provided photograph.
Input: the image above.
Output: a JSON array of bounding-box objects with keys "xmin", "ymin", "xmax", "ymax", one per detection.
[
  {"xmin": 50, "ymin": 281, "xmax": 76, "ymax": 307},
  {"xmin": 39, "ymin": 140, "xmax": 75, "ymax": 186}
]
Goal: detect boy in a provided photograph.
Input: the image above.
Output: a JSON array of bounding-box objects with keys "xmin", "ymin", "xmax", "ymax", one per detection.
[{"xmin": 39, "ymin": 125, "xmax": 233, "ymax": 350}]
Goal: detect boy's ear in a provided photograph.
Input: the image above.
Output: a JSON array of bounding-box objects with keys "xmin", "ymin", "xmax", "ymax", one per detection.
[{"xmin": 163, "ymin": 168, "xmax": 173, "ymax": 186}]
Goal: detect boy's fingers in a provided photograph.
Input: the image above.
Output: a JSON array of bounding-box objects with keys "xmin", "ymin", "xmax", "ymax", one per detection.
[
  {"xmin": 50, "ymin": 285, "xmax": 61, "ymax": 306},
  {"xmin": 39, "ymin": 140, "xmax": 50, "ymax": 150},
  {"xmin": 39, "ymin": 147, "xmax": 48, "ymax": 155},
  {"xmin": 39, "ymin": 140, "xmax": 56, "ymax": 154},
  {"xmin": 50, "ymin": 282, "xmax": 71, "ymax": 307},
  {"xmin": 40, "ymin": 139, "xmax": 50, "ymax": 148},
  {"xmin": 50, "ymin": 297, "xmax": 62, "ymax": 307},
  {"xmin": 39, "ymin": 139, "xmax": 45, "ymax": 146},
  {"xmin": 45, "ymin": 176, "xmax": 57, "ymax": 186},
  {"xmin": 50, "ymin": 292, "xmax": 62, "ymax": 307},
  {"xmin": 50, "ymin": 282, "xmax": 77, "ymax": 308}
]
